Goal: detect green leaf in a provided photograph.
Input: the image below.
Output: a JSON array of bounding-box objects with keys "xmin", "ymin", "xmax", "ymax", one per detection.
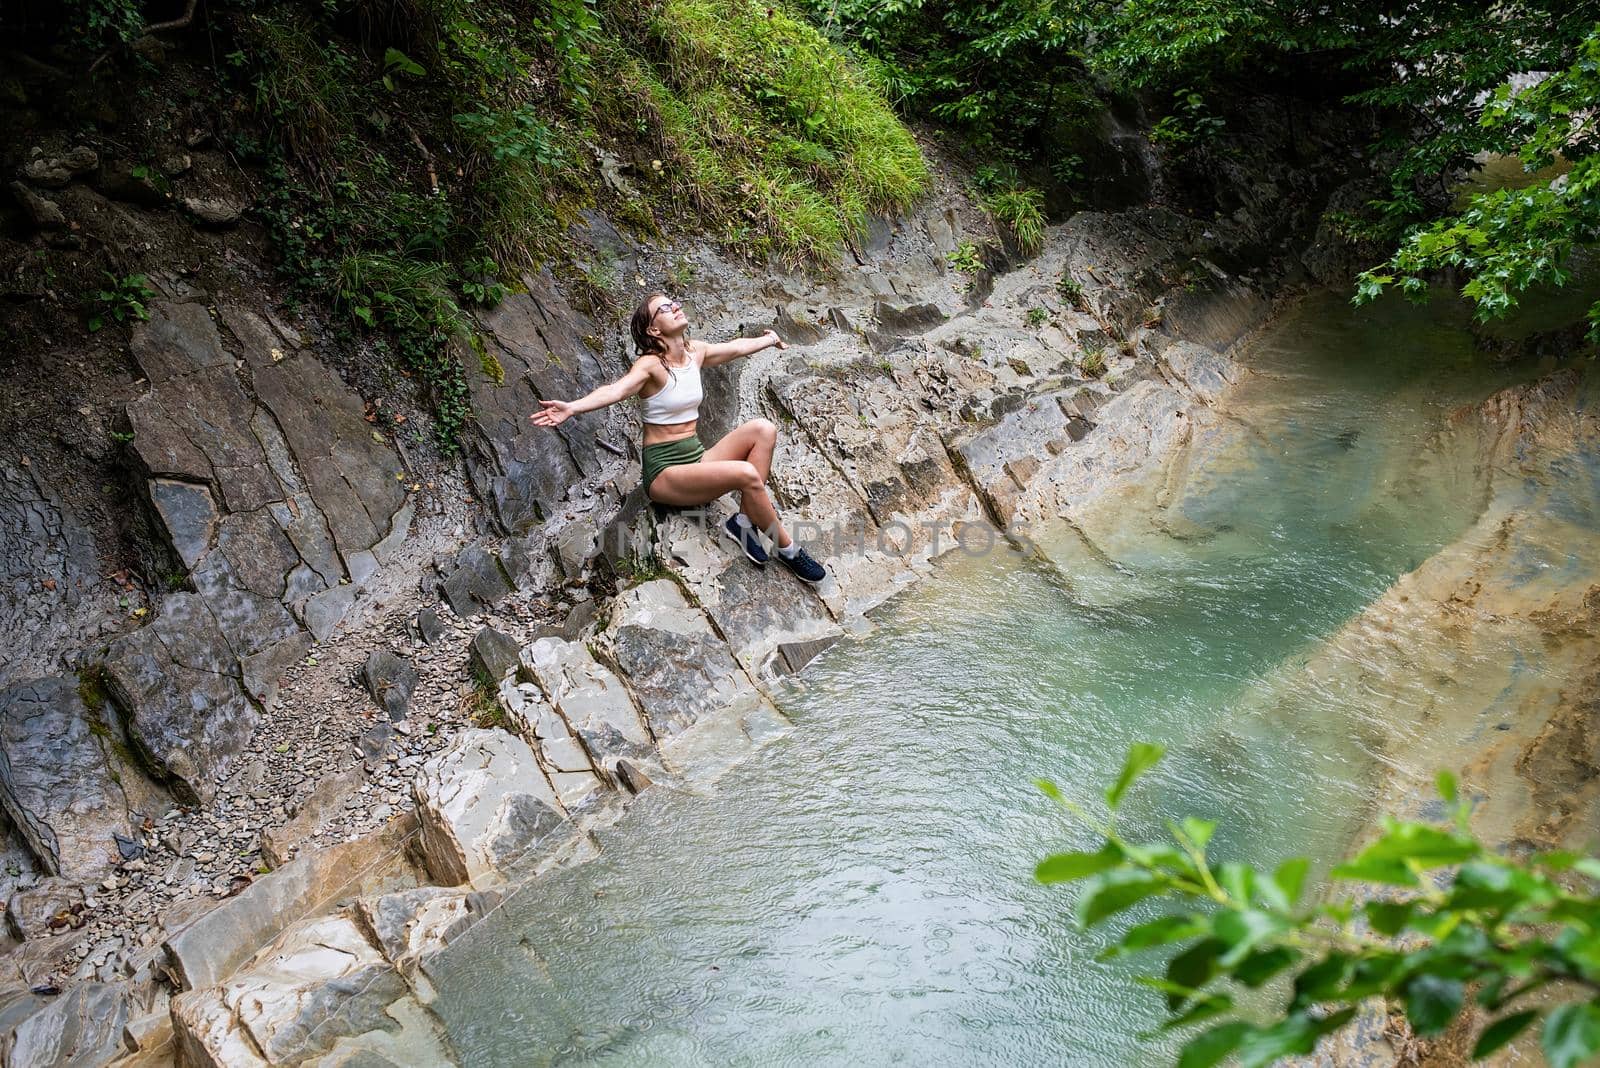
[
  {"xmin": 1404, "ymin": 974, "xmax": 1465, "ymax": 1036},
  {"xmin": 1217, "ymin": 862, "xmax": 1255, "ymax": 905},
  {"xmin": 1108, "ymin": 913, "xmax": 1209, "ymax": 956},
  {"xmin": 1330, "ymin": 854, "xmax": 1420, "ymax": 887},
  {"xmin": 1364, "ymin": 900, "xmax": 1415, "ymax": 936},
  {"xmin": 1271, "ymin": 856, "xmax": 1310, "ymax": 909},
  {"xmin": 1355, "ymin": 819, "xmax": 1480, "ymax": 868},
  {"xmin": 1236, "ymin": 1009, "xmax": 1357, "ymax": 1068},
  {"xmin": 1292, "ymin": 953, "xmax": 1353, "ymax": 1008},
  {"xmin": 1034, "ymin": 778, "xmax": 1064, "ymax": 804},
  {"xmin": 1037, "ymin": 842, "xmax": 1124, "ymax": 885},
  {"xmin": 1233, "ymin": 946, "xmax": 1299, "ymax": 988},
  {"xmin": 1180, "ymin": 817, "xmax": 1216, "ymax": 853},
  {"xmin": 1573, "ymin": 858, "xmax": 1600, "ymax": 883},
  {"xmin": 1213, "ymin": 909, "xmax": 1288, "ymax": 967},
  {"xmin": 1475, "ymin": 1010, "xmax": 1539, "ymax": 1058},
  {"xmin": 1078, "ymin": 869, "xmax": 1164, "ymax": 927},
  {"xmin": 1544, "ymin": 1002, "xmax": 1600, "ymax": 1068},
  {"xmin": 1177, "ymin": 1021, "xmax": 1254, "ymax": 1068},
  {"xmin": 1436, "ymin": 770, "xmax": 1457, "ymax": 804},
  {"xmin": 1162, "ymin": 993, "xmax": 1235, "ymax": 1032},
  {"xmin": 1165, "ymin": 938, "xmax": 1226, "ymax": 1010},
  {"xmin": 1106, "ymin": 742, "xmax": 1165, "ymax": 809}
]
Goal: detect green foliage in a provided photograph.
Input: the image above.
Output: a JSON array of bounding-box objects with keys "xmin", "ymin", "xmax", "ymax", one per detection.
[
  {"xmin": 947, "ymin": 241, "xmax": 983, "ymax": 273},
  {"xmin": 1058, "ymin": 272, "xmax": 1086, "ymax": 310},
  {"xmin": 984, "ymin": 187, "xmax": 1046, "ymax": 254},
  {"xmin": 1356, "ymin": 26, "xmax": 1600, "ymax": 332},
  {"xmin": 87, "ymin": 272, "xmax": 154, "ymax": 333},
  {"xmin": 612, "ymin": 0, "xmax": 927, "ymax": 263},
  {"xmin": 1041, "ymin": 744, "xmax": 1600, "ymax": 1066},
  {"xmin": 1149, "ymin": 90, "xmax": 1226, "ymax": 150},
  {"xmin": 1080, "ymin": 347, "xmax": 1106, "ymax": 378},
  {"xmin": 1025, "ymin": 306, "xmax": 1048, "ymax": 327}
]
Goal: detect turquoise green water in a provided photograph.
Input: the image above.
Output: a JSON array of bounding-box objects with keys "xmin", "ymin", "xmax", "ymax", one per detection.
[{"xmin": 426, "ymin": 290, "xmax": 1530, "ymax": 1065}]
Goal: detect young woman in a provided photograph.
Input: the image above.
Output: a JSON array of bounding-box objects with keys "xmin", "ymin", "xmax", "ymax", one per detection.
[{"xmin": 530, "ymin": 292, "xmax": 826, "ymax": 582}]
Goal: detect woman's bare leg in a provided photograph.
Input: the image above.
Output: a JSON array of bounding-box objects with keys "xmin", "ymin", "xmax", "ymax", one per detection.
[
  {"xmin": 649, "ymin": 458, "xmax": 789, "ymax": 545},
  {"xmin": 699, "ymin": 419, "xmax": 790, "ymax": 545}
]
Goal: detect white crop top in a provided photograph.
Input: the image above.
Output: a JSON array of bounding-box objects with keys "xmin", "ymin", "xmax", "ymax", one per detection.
[{"xmin": 640, "ymin": 356, "xmax": 703, "ymax": 425}]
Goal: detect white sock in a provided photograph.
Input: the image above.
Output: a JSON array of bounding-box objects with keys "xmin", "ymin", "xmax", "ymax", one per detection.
[
  {"xmin": 777, "ymin": 541, "xmax": 800, "ymax": 559},
  {"xmin": 731, "ymin": 513, "xmax": 753, "ymax": 531}
]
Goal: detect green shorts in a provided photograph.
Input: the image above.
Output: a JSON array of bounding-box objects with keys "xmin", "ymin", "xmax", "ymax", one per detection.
[{"xmin": 642, "ymin": 435, "xmax": 705, "ymax": 495}]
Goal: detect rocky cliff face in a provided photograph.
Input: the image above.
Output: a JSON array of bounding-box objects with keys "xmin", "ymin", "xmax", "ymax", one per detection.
[{"xmin": 0, "ymin": 78, "xmax": 1380, "ymax": 1063}]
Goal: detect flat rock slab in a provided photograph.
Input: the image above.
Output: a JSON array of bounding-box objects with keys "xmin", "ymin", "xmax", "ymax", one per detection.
[
  {"xmin": 354, "ymin": 885, "xmax": 501, "ymax": 977},
  {"xmin": 412, "ymin": 729, "xmax": 574, "ymax": 888},
  {"xmin": 101, "ymin": 593, "xmax": 256, "ymax": 806},
  {"xmin": 595, "ymin": 580, "xmax": 769, "ymax": 741},
  {"xmin": 518, "ymin": 637, "xmax": 652, "ymax": 774},
  {"xmin": 163, "ymin": 813, "xmax": 418, "ymax": 993},
  {"xmin": 464, "ymin": 278, "xmax": 614, "ymax": 533},
  {"xmin": 172, "ymin": 913, "xmax": 408, "ymax": 1067},
  {"xmin": 362, "ymin": 651, "xmax": 416, "ymax": 722},
  {"xmin": 0, "ymin": 677, "xmax": 133, "ymax": 880},
  {"xmin": 260, "ymin": 767, "xmax": 365, "ymax": 868},
  {"xmin": 2, "ymin": 981, "xmax": 129, "ymax": 1068},
  {"xmin": 498, "ymin": 679, "xmax": 603, "ymax": 810}
]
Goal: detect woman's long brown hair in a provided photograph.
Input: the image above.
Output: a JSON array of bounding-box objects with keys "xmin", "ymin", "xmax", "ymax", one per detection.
[{"xmin": 630, "ymin": 292, "xmax": 670, "ymax": 360}]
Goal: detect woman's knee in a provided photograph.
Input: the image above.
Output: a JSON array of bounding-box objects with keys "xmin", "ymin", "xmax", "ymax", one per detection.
[
  {"xmin": 746, "ymin": 417, "xmax": 777, "ymax": 443},
  {"xmin": 731, "ymin": 460, "xmax": 764, "ymax": 492}
]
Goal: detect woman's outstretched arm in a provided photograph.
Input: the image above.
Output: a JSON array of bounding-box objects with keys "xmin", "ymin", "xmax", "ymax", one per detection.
[
  {"xmin": 530, "ymin": 357, "xmax": 656, "ymax": 427},
  {"xmin": 700, "ymin": 329, "xmax": 786, "ymax": 368}
]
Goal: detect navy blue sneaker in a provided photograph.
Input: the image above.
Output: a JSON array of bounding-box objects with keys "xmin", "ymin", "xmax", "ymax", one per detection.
[
  {"xmin": 775, "ymin": 544, "xmax": 826, "ymax": 583},
  {"xmin": 723, "ymin": 515, "xmax": 768, "ymax": 565}
]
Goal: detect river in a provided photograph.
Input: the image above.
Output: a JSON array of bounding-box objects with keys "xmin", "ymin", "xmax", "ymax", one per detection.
[{"xmin": 423, "ymin": 288, "xmax": 1567, "ymax": 1065}]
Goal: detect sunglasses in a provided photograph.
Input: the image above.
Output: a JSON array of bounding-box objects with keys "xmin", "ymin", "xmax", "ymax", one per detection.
[{"xmin": 651, "ymin": 299, "xmax": 682, "ymax": 320}]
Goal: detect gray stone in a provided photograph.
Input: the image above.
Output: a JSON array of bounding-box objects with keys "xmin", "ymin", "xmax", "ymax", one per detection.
[
  {"xmin": 127, "ymin": 303, "xmax": 280, "ymax": 514},
  {"xmin": 518, "ymin": 638, "xmax": 652, "ymax": 773},
  {"xmin": 496, "ymin": 680, "xmax": 602, "ymax": 810},
  {"xmin": 172, "ymin": 913, "xmax": 407, "ymax": 1066},
  {"xmin": 188, "ymin": 552, "xmax": 301, "ymax": 660},
  {"xmin": 241, "ymin": 632, "xmax": 312, "ymax": 708},
  {"xmin": 302, "ymin": 584, "xmax": 358, "ymax": 642},
  {"xmin": 101, "ymin": 593, "xmax": 257, "ymax": 806},
  {"xmin": 775, "ymin": 635, "xmax": 840, "ymax": 675},
  {"xmin": 182, "ymin": 196, "xmax": 247, "ymax": 227},
  {"xmin": 552, "ymin": 522, "xmax": 599, "ymax": 580},
  {"xmin": 358, "ymin": 723, "xmax": 395, "ymax": 766},
  {"xmin": 0, "ymin": 677, "xmax": 132, "ymax": 880},
  {"xmin": 463, "ymin": 275, "xmax": 614, "ymax": 532},
  {"xmin": 6, "ymin": 879, "xmax": 86, "ymax": 940},
  {"xmin": 874, "ymin": 300, "xmax": 947, "ymax": 334},
  {"xmin": 216, "ymin": 509, "xmax": 299, "ymax": 599},
  {"xmin": 8, "ymin": 183, "xmax": 65, "ymax": 231},
  {"xmin": 3, "ymin": 982, "xmax": 128, "ymax": 1068},
  {"xmin": 362, "ymin": 652, "xmax": 416, "ymax": 722},
  {"xmin": 439, "ymin": 546, "xmax": 515, "ymax": 618},
  {"xmin": 0, "ymin": 463, "xmax": 109, "ymax": 693},
  {"xmin": 249, "ymin": 348, "xmax": 407, "ymax": 563},
  {"xmin": 468, "ymin": 627, "xmax": 520, "ymax": 684},
  {"xmin": 163, "ymin": 813, "xmax": 417, "ymax": 992},
  {"xmin": 353, "ymin": 886, "xmax": 500, "ymax": 976},
  {"xmin": 411, "ymin": 729, "xmax": 572, "ymax": 887},
  {"xmin": 261, "ymin": 767, "xmax": 366, "ymax": 868},
  {"xmin": 147, "ymin": 478, "xmax": 219, "ymax": 569},
  {"xmin": 615, "ymin": 759, "xmax": 653, "ymax": 795},
  {"xmin": 596, "ymin": 581, "xmax": 765, "ymax": 740},
  {"xmin": 774, "ymin": 303, "xmax": 827, "ymax": 343},
  {"xmin": 413, "ymin": 609, "xmax": 445, "ymax": 645}
]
